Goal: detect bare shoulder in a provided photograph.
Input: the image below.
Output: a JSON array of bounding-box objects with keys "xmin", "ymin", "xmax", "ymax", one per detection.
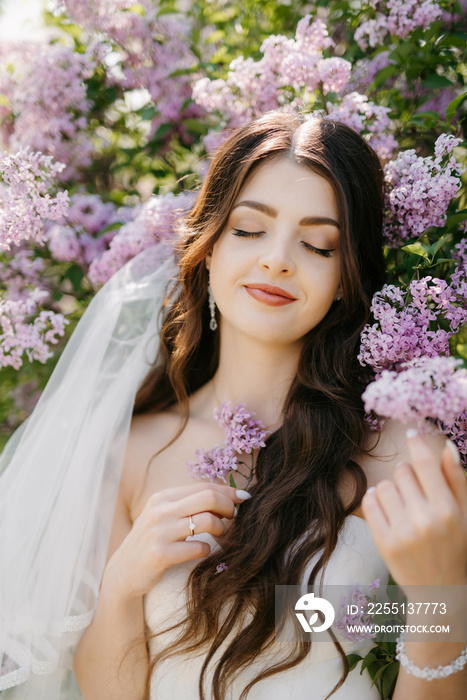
[
  {"xmin": 119, "ymin": 409, "xmax": 182, "ymax": 515},
  {"xmin": 359, "ymin": 418, "xmax": 446, "ymax": 486}
]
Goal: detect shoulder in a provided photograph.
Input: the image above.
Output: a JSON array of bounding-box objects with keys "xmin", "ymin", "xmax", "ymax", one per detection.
[
  {"xmin": 358, "ymin": 418, "xmax": 446, "ymax": 486},
  {"xmin": 119, "ymin": 409, "xmax": 182, "ymax": 515}
]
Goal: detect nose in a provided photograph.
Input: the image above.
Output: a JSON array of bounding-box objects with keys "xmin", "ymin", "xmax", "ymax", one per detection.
[{"xmin": 258, "ymin": 233, "xmax": 295, "ymax": 276}]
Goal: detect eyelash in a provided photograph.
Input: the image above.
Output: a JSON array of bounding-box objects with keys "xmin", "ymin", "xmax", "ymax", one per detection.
[{"xmin": 232, "ymin": 229, "xmax": 335, "ymax": 258}]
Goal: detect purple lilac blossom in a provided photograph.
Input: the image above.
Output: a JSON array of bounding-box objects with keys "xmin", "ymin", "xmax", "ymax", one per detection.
[
  {"xmin": 335, "ymin": 579, "xmax": 381, "ymax": 642},
  {"xmin": 362, "ymin": 357, "xmax": 467, "ymax": 433},
  {"xmin": 186, "ymin": 445, "xmax": 238, "ymax": 483},
  {"xmin": 193, "ymin": 16, "xmax": 397, "ymax": 165},
  {"xmin": 214, "ymin": 402, "xmax": 269, "ymax": 454},
  {"xmin": 0, "ymin": 246, "xmax": 47, "ymax": 303},
  {"xmin": 215, "ymin": 562, "xmax": 228, "ymax": 574},
  {"xmin": 383, "ymin": 134, "xmax": 464, "ymax": 247},
  {"xmin": 0, "ymin": 289, "xmax": 68, "ymax": 370},
  {"xmin": 355, "ymin": 0, "xmax": 442, "ymax": 51},
  {"xmin": 0, "ymin": 149, "xmax": 69, "ymax": 252},
  {"xmin": 0, "ymin": 42, "xmax": 95, "ymax": 181},
  {"xmin": 62, "ymin": 0, "xmax": 203, "ymax": 142},
  {"xmin": 88, "ymin": 191, "xmax": 196, "ymax": 285},
  {"xmin": 187, "ymin": 402, "xmax": 269, "ymax": 482},
  {"xmin": 358, "ymin": 278, "xmax": 467, "ymax": 375}
]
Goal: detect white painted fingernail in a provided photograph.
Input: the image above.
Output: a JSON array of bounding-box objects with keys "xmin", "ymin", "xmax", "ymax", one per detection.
[
  {"xmin": 446, "ymin": 440, "xmax": 461, "ymax": 466},
  {"xmin": 233, "ymin": 505, "xmax": 238, "ymax": 517},
  {"xmin": 366, "ymin": 486, "xmax": 376, "ymax": 494},
  {"xmin": 236, "ymin": 489, "xmax": 251, "ymax": 500},
  {"xmin": 406, "ymin": 429, "xmax": 418, "ymax": 439}
]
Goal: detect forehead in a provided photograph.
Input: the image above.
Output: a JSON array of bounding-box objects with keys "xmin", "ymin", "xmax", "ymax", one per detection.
[{"xmin": 233, "ymin": 157, "xmax": 339, "ymax": 219}]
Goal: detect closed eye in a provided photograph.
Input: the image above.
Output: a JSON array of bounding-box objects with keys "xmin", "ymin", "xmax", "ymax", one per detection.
[
  {"xmin": 232, "ymin": 229, "xmax": 335, "ymax": 258},
  {"xmin": 232, "ymin": 229, "xmax": 263, "ymax": 237},
  {"xmin": 302, "ymin": 242, "xmax": 335, "ymax": 258}
]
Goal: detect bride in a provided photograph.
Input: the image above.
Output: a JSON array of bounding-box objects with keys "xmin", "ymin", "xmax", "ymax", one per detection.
[{"xmin": 1, "ymin": 111, "xmax": 467, "ymax": 700}]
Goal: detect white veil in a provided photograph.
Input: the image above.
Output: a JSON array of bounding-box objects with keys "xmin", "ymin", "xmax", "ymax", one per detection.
[{"xmin": 0, "ymin": 243, "xmax": 178, "ymax": 699}]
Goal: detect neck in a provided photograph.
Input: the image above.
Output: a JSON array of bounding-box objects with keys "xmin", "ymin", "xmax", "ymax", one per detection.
[{"xmin": 204, "ymin": 325, "xmax": 303, "ymax": 431}]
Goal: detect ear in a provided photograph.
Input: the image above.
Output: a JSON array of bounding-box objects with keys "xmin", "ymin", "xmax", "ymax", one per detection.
[
  {"xmin": 334, "ymin": 281, "xmax": 343, "ymax": 301},
  {"xmin": 205, "ymin": 251, "xmax": 212, "ymax": 271}
]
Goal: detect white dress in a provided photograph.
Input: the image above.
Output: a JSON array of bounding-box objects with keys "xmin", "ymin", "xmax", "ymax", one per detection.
[{"xmin": 145, "ymin": 515, "xmax": 390, "ymax": 700}]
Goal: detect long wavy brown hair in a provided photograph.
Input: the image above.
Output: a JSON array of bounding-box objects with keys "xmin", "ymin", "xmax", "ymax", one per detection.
[{"xmin": 133, "ymin": 111, "xmax": 386, "ymax": 699}]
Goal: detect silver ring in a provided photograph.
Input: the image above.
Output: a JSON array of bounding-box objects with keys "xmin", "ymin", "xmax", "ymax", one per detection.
[{"xmin": 188, "ymin": 515, "xmax": 196, "ymax": 536}]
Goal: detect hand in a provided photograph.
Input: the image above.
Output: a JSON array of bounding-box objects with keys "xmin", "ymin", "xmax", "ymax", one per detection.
[
  {"xmin": 362, "ymin": 431, "xmax": 467, "ymax": 591},
  {"xmin": 102, "ymin": 483, "xmax": 249, "ymax": 600}
]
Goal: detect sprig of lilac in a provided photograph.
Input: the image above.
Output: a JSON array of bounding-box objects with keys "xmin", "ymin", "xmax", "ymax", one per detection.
[
  {"xmin": 0, "ymin": 148, "xmax": 69, "ymax": 252},
  {"xmin": 335, "ymin": 579, "xmax": 381, "ymax": 642},
  {"xmin": 383, "ymin": 134, "xmax": 464, "ymax": 247},
  {"xmin": 362, "ymin": 357, "xmax": 467, "ymax": 464},
  {"xmin": 186, "ymin": 402, "xmax": 269, "ymax": 487},
  {"xmin": 358, "ymin": 277, "xmax": 467, "ymax": 375}
]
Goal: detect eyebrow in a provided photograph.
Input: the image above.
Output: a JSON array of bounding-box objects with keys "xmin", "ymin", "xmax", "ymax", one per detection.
[{"xmin": 231, "ymin": 200, "xmax": 340, "ymax": 230}]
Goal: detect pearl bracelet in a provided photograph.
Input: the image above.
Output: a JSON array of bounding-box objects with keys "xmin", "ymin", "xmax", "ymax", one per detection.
[{"xmin": 395, "ymin": 630, "xmax": 467, "ymax": 680}]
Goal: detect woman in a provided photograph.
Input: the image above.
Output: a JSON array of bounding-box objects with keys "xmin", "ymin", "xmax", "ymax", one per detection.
[{"xmin": 2, "ymin": 112, "xmax": 467, "ymax": 700}]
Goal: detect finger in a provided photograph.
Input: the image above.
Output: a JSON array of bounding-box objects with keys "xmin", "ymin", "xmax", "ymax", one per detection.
[
  {"xmin": 175, "ymin": 511, "xmax": 225, "ymax": 542},
  {"xmin": 162, "ymin": 539, "xmax": 212, "ymax": 567},
  {"xmin": 393, "ymin": 461, "xmax": 427, "ymax": 513},
  {"xmin": 361, "ymin": 487, "xmax": 390, "ymax": 541},
  {"xmin": 172, "ymin": 488, "xmax": 241, "ymax": 521},
  {"xmin": 405, "ymin": 429, "xmax": 457, "ymax": 505},
  {"xmin": 442, "ymin": 440, "xmax": 467, "ymax": 513},
  {"xmin": 372, "ymin": 479, "xmax": 407, "ymax": 529},
  {"xmin": 159, "ymin": 482, "xmax": 251, "ymax": 506}
]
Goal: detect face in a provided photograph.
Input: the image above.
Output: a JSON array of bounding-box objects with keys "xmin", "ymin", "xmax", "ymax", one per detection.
[{"xmin": 206, "ymin": 157, "xmax": 343, "ymax": 349}]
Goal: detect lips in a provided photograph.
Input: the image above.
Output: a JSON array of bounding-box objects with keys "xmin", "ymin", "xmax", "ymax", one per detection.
[{"xmin": 244, "ymin": 283, "xmax": 297, "ymax": 307}]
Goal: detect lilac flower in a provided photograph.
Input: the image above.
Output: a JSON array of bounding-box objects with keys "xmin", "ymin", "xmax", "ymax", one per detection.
[
  {"xmin": 215, "ymin": 562, "xmax": 228, "ymax": 574},
  {"xmin": 187, "ymin": 445, "xmax": 238, "ymax": 483},
  {"xmin": 335, "ymin": 579, "xmax": 381, "ymax": 642},
  {"xmin": 355, "ymin": 1, "xmax": 442, "ymax": 51},
  {"xmin": 0, "ymin": 148, "xmax": 69, "ymax": 252},
  {"xmin": 0, "ymin": 289, "xmax": 68, "ymax": 370},
  {"xmin": 62, "ymin": 1, "xmax": 203, "ymax": 141},
  {"xmin": 383, "ymin": 135, "xmax": 464, "ymax": 246},
  {"xmin": 358, "ymin": 278, "xmax": 467, "ymax": 375},
  {"xmin": 187, "ymin": 402, "xmax": 269, "ymax": 484},
  {"xmin": 362, "ymin": 357, "xmax": 467, "ymax": 433},
  {"xmin": 0, "ymin": 42, "xmax": 95, "ymax": 181},
  {"xmin": 214, "ymin": 402, "xmax": 269, "ymax": 454},
  {"xmin": 88, "ymin": 191, "xmax": 196, "ymax": 285}
]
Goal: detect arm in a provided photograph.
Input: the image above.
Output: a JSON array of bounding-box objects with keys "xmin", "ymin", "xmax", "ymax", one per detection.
[
  {"xmin": 73, "ymin": 486, "xmax": 149, "ymax": 700},
  {"xmin": 73, "ymin": 419, "xmax": 247, "ymax": 700},
  {"xmin": 362, "ymin": 429, "xmax": 467, "ymax": 700}
]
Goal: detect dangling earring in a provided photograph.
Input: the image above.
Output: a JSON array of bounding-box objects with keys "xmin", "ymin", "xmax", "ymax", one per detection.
[{"xmin": 208, "ymin": 282, "xmax": 217, "ymax": 331}]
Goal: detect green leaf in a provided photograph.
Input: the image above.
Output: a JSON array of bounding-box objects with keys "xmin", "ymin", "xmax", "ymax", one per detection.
[
  {"xmin": 140, "ymin": 105, "xmax": 157, "ymax": 121},
  {"xmin": 446, "ymin": 209, "xmax": 467, "ymax": 230},
  {"xmin": 422, "ymin": 74, "xmax": 455, "ymax": 89},
  {"xmin": 429, "ymin": 234, "xmax": 452, "ymax": 257},
  {"xmin": 360, "ymin": 651, "xmax": 378, "ymax": 674},
  {"xmin": 401, "ymin": 243, "xmax": 430, "ymax": 259},
  {"xmin": 65, "ymin": 264, "xmax": 84, "ymax": 293},
  {"xmin": 183, "ymin": 118, "xmax": 208, "ymax": 135},
  {"xmin": 98, "ymin": 221, "xmax": 123, "ymax": 234},
  {"xmin": 371, "ymin": 64, "xmax": 398, "ymax": 89},
  {"xmin": 381, "ymin": 661, "xmax": 400, "ymax": 699},
  {"xmin": 229, "ymin": 473, "xmax": 237, "ymax": 488},
  {"xmin": 446, "ymin": 92, "xmax": 467, "ymax": 123},
  {"xmin": 457, "ymin": 343, "xmax": 467, "ymax": 360},
  {"xmin": 347, "ymin": 654, "xmax": 363, "ymax": 672}
]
